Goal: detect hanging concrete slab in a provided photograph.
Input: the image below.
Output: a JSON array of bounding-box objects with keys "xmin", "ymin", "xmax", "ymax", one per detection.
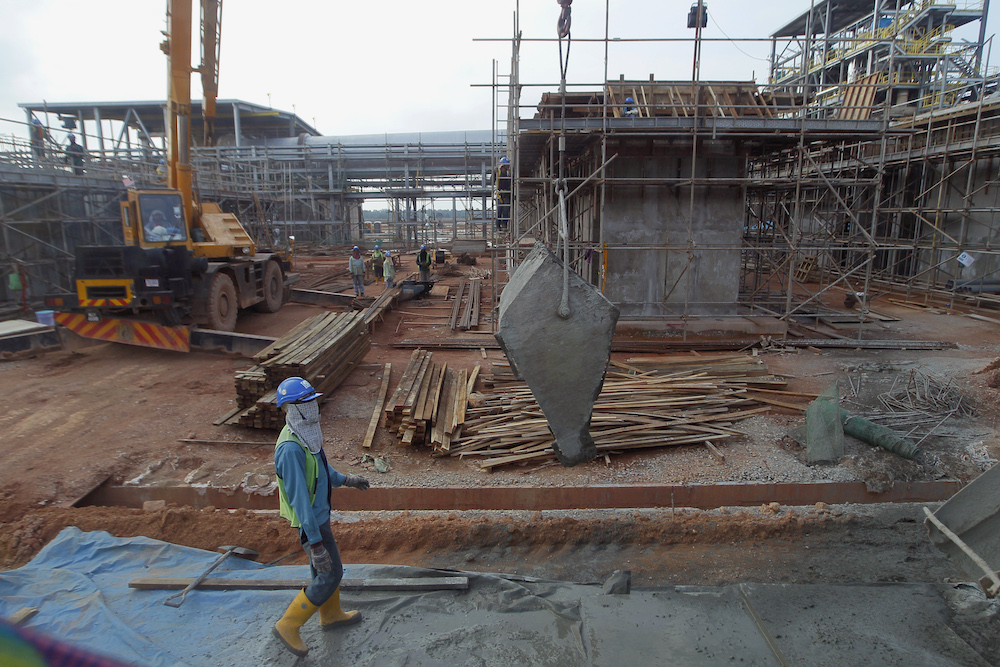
[
  {"xmin": 927, "ymin": 463, "xmax": 1000, "ymax": 582},
  {"xmin": 495, "ymin": 242, "xmax": 620, "ymax": 466}
]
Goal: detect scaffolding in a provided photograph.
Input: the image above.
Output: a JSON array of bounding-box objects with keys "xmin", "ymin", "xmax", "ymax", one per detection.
[
  {"xmin": 490, "ymin": 1, "xmax": 999, "ymax": 339},
  {"xmin": 0, "ymin": 109, "xmax": 502, "ymax": 313},
  {"xmin": 769, "ymin": 0, "xmax": 991, "ymax": 115}
]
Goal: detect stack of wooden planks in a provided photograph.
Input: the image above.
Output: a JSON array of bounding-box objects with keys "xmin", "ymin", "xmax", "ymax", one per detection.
[
  {"xmin": 446, "ymin": 354, "xmax": 792, "ymax": 470},
  {"xmin": 225, "ymin": 312, "xmax": 370, "ymax": 429},
  {"xmin": 449, "ymin": 279, "xmax": 482, "ymax": 331},
  {"xmin": 382, "ymin": 349, "xmax": 480, "ymax": 452}
]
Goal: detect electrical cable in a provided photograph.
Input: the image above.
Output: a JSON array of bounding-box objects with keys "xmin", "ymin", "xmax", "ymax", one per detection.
[{"xmin": 709, "ymin": 14, "xmax": 770, "ymax": 63}]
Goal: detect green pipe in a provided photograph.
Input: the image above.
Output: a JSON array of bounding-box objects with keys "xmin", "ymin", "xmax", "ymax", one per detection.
[{"xmin": 839, "ymin": 408, "xmax": 921, "ymax": 460}]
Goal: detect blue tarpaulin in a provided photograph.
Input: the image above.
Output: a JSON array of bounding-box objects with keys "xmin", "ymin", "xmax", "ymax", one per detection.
[{"xmin": 0, "ymin": 527, "xmax": 991, "ymax": 666}]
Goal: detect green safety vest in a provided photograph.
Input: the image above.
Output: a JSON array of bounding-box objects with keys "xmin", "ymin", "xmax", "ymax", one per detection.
[
  {"xmin": 372, "ymin": 249, "xmax": 384, "ymax": 260},
  {"xmin": 275, "ymin": 425, "xmax": 318, "ymax": 528}
]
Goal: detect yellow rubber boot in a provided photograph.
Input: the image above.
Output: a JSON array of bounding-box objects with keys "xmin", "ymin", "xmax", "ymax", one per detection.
[
  {"xmin": 319, "ymin": 587, "xmax": 362, "ymax": 630},
  {"xmin": 272, "ymin": 589, "xmax": 319, "ymax": 657}
]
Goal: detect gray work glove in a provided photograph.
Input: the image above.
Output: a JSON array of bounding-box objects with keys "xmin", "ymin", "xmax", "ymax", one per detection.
[
  {"xmin": 343, "ymin": 474, "xmax": 370, "ymax": 491},
  {"xmin": 309, "ymin": 543, "xmax": 332, "ymax": 573}
]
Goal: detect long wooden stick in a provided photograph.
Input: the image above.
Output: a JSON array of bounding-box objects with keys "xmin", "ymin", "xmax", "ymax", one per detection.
[{"xmin": 363, "ymin": 363, "xmax": 392, "ymax": 449}]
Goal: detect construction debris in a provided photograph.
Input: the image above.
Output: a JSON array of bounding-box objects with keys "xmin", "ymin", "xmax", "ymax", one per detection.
[
  {"xmin": 877, "ymin": 369, "xmax": 975, "ymax": 418},
  {"xmin": 224, "ymin": 312, "xmax": 370, "ymax": 429}
]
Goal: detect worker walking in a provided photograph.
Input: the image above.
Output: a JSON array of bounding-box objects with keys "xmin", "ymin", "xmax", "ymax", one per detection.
[
  {"xmin": 416, "ymin": 244, "xmax": 432, "ymax": 282},
  {"xmin": 492, "ymin": 156, "xmax": 512, "ymax": 231},
  {"xmin": 271, "ymin": 377, "xmax": 370, "ymax": 658},
  {"xmin": 348, "ymin": 246, "xmax": 365, "ymax": 297},
  {"xmin": 383, "ymin": 250, "xmax": 395, "ymax": 289},
  {"xmin": 371, "ymin": 244, "xmax": 385, "ymax": 284},
  {"xmin": 64, "ymin": 134, "xmax": 86, "ymax": 175}
]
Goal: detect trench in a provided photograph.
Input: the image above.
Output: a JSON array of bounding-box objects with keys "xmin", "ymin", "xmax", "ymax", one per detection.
[{"xmin": 75, "ymin": 480, "xmax": 961, "ymax": 511}]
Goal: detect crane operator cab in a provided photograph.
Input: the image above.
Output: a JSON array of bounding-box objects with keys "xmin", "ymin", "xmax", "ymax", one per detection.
[
  {"xmin": 142, "ymin": 199, "xmax": 187, "ymax": 243},
  {"xmin": 123, "ymin": 190, "xmax": 191, "ymax": 247}
]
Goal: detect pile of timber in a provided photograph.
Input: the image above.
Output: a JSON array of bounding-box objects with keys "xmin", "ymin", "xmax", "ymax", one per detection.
[
  {"xmin": 225, "ymin": 312, "xmax": 370, "ymax": 429},
  {"xmin": 381, "ymin": 349, "xmax": 480, "ymax": 452},
  {"xmin": 449, "ymin": 278, "xmax": 482, "ymax": 331},
  {"xmin": 448, "ymin": 354, "xmax": 796, "ymax": 470}
]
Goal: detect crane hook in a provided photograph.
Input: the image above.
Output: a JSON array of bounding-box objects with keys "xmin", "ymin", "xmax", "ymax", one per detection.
[{"xmin": 557, "ymin": 0, "xmax": 572, "ymax": 38}]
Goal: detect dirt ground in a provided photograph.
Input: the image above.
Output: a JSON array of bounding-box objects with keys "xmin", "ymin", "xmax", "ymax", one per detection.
[{"xmin": 2, "ymin": 248, "xmax": 1000, "ymax": 620}]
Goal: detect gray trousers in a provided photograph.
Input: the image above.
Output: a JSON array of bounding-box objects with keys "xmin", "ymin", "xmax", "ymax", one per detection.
[{"xmin": 300, "ymin": 521, "xmax": 344, "ymax": 606}]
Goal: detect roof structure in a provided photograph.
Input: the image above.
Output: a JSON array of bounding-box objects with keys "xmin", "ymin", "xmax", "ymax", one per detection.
[{"xmin": 18, "ymin": 99, "xmax": 318, "ymax": 146}]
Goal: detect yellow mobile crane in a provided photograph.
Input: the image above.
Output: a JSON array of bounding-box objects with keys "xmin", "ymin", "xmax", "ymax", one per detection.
[{"xmin": 46, "ymin": 0, "xmax": 292, "ymax": 351}]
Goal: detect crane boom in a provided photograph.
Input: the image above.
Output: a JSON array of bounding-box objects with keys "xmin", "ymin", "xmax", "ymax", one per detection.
[
  {"xmin": 163, "ymin": 0, "xmax": 194, "ymax": 228},
  {"xmin": 200, "ymin": 0, "xmax": 222, "ymax": 146}
]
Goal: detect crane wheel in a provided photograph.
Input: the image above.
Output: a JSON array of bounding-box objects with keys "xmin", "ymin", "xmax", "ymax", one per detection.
[
  {"xmin": 252, "ymin": 260, "xmax": 284, "ymax": 313},
  {"xmin": 206, "ymin": 272, "xmax": 238, "ymax": 331}
]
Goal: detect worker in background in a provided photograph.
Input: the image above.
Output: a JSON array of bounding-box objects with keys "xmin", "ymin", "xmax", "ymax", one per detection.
[
  {"xmin": 271, "ymin": 376, "xmax": 370, "ymax": 658},
  {"xmin": 348, "ymin": 246, "xmax": 366, "ymax": 297},
  {"xmin": 64, "ymin": 134, "xmax": 86, "ymax": 175},
  {"xmin": 416, "ymin": 244, "xmax": 432, "ymax": 282},
  {"xmin": 155, "ymin": 158, "xmax": 167, "ymax": 182},
  {"xmin": 29, "ymin": 118, "xmax": 50, "ymax": 160},
  {"xmin": 383, "ymin": 250, "xmax": 395, "ymax": 289},
  {"xmin": 492, "ymin": 156, "xmax": 511, "ymax": 231},
  {"xmin": 7, "ymin": 263, "xmax": 27, "ymax": 313},
  {"xmin": 371, "ymin": 243, "xmax": 385, "ymax": 284},
  {"xmin": 624, "ymin": 96, "xmax": 639, "ymax": 117}
]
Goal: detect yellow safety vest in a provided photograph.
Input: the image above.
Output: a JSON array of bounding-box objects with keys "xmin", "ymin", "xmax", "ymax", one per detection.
[{"xmin": 275, "ymin": 425, "xmax": 318, "ymax": 528}]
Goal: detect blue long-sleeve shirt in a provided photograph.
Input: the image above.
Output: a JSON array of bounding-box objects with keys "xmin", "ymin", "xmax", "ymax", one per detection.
[{"xmin": 274, "ymin": 440, "xmax": 347, "ymax": 545}]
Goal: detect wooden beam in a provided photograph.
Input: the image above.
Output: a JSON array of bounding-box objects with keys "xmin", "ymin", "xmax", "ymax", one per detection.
[
  {"xmin": 128, "ymin": 576, "xmax": 469, "ymax": 592},
  {"xmin": 363, "ymin": 363, "xmax": 392, "ymax": 448}
]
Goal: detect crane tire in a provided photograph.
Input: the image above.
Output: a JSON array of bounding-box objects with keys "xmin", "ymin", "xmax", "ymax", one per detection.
[
  {"xmin": 252, "ymin": 260, "xmax": 284, "ymax": 313},
  {"xmin": 206, "ymin": 272, "xmax": 238, "ymax": 331}
]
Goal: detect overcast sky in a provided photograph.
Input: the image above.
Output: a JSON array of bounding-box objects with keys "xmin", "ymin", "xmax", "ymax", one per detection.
[{"xmin": 1, "ymin": 0, "xmax": 997, "ymax": 139}]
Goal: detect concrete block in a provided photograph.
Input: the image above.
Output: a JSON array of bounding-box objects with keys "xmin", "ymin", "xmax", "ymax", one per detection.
[
  {"xmin": 495, "ymin": 242, "xmax": 620, "ymax": 466},
  {"xmin": 143, "ymin": 500, "xmax": 167, "ymax": 512}
]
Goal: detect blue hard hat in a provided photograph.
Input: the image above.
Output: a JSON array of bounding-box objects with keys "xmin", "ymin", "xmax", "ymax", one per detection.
[
  {"xmin": 276, "ymin": 376, "xmax": 322, "ymax": 407},
  {"xmin": 67, "ymin": 134, "xmax": 75, "ymax": 140},
  {"xmin": 500, "ymin": 157, "xmax": 510, "ymax": 164},
  {"xmin": 420, "ymin": 244, "xmax": 426, "ymax": 250},
  {"xmin": 625, "ymin": 97, "xmax": 634, "ymax": 104},
  {"xmin": 31, "ymin": 118, "xmax": 41, "ymax": 125}
]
